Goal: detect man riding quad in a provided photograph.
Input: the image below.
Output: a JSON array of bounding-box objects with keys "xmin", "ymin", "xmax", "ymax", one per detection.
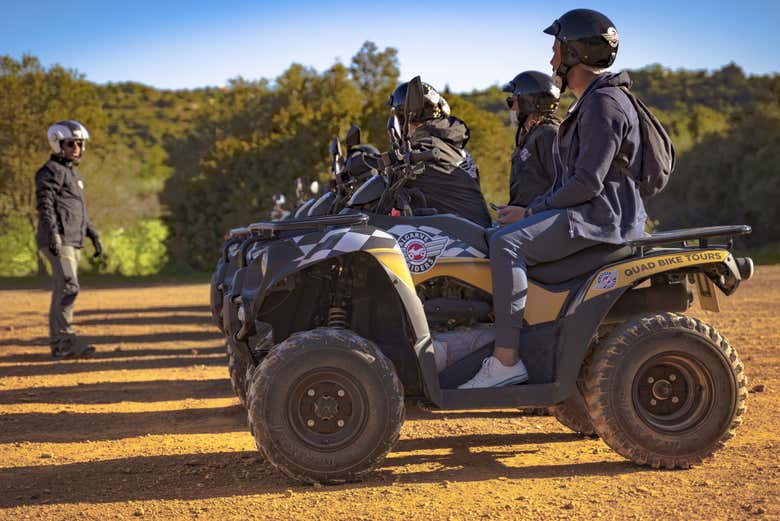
[
  {"xmin": 460, "ymin": 8, "xmax": 647, "ymax": 388},
  {"xmin": 386, "ymin": 81, "xmax": 491, "ymax": 227}
]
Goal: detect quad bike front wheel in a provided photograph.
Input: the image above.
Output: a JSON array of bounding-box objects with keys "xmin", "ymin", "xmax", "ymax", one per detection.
[
  {"xmin": 246, "ymin": 328, "xmax": 404, "ymax": 484},
  {"xmin": 584, "ymin": 312, "xmax": 747, "ymax": 469}
]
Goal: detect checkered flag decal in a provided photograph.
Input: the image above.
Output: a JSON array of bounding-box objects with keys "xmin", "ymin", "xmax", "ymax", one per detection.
[{"xmin": 289, "ymin": 226, "xmax": 399, "ymax": 268}]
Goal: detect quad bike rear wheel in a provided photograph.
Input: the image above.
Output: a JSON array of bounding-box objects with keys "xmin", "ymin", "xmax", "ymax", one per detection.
[
  {"xmin": 246, "ymin": 328, "xmax": 404, "ymax": 484},
  {"xmin": 227, "ymin": 344, "xmax": 249, "ymax": 406},
  {"xmin": 550, "ymin": 387, "xmax": 596, "ymax": 437},
  {"xmin": 550, "ymin": 346, "xmax": 597, "ymax": 437},
  {"xmin": 584, "ymin": 312, "xmax": 747, "ymax": 469}
]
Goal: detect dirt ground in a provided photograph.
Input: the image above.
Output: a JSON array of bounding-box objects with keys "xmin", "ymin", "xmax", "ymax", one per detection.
[{"xmin": 0, "ymin": 268, "xmax": 778, "ymax": 521}]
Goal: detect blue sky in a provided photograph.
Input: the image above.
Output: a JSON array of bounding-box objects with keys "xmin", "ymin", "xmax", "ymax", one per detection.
[{"xmin": 2, "ymin": 0, "xmax": 777, "ymax": 92}]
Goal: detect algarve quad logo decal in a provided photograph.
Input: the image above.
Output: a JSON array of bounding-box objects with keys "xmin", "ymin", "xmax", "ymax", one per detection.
[
  {"xmin": 594, "ymin": 269, "xmax": 619, "ymax": 290},
  {"xmin": 398, "ymin": 231, "xmax": 448, "ymax": 273}
]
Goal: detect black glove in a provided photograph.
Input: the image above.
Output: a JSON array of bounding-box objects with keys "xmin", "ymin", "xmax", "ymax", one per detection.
[
  {"xmin": 91, "ymin": 236, "xmax": 103, "ymax": 258},
  {"xmin": 49, "ymin": 233, "xmax": 62, "ymax": 257}
]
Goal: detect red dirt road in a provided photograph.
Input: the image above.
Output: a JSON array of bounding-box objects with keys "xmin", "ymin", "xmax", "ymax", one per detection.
[{"xmin": 1, "ymin": 269, "xmax": 779, "ymax": 520}]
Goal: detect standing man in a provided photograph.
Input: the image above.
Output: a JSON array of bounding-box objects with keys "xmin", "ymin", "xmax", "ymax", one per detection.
[
  {"xmin": 36, "ymin": 120, "xmax": 102, "ymax": 358},
  {"xmin": 460, "ymin": 9, "xmax": 647, "ymax": 388},
  {"xmin": 496, "ymin": 71, "xmax": 561, "ymax": 224}
]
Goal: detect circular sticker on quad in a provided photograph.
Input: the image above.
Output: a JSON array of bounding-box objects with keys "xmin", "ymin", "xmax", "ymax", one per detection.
[{"xmin": 397, "ymin": 231, "xmax": 449, "ymax": 273}]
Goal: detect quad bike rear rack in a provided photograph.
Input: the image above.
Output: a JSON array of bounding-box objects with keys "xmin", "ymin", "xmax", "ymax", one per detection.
[{"xmin": 628, "ymin": 225, "xmax": 751, "ymax": 254}]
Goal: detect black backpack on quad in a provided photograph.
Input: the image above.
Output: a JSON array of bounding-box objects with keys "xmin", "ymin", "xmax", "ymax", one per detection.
[{"xmin": 222, "ymin": 208, "xmax": 753, "ymax": 484}]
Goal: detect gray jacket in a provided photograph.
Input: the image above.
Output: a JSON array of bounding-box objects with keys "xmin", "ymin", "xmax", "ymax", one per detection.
[
  {"xmin": 508, "ymin": 119, "xmax": 558, "ymax": 207},
  {"xmin": 529, "ymin": 72, "xmax": 647, "ymax": 244},
  {"xmin": 35, "ymin": 156, "xmax": 99, "ymax": 249}
]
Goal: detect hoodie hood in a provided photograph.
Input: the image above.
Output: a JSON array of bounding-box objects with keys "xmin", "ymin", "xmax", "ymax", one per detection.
[{"xmin": 411, "ymin": 116, "xmax": 470, "ymax": 149}]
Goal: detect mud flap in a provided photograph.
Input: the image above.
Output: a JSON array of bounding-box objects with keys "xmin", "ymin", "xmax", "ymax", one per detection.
[{"xmin": 695, "ymin": 273, "xmax": 720, "ymax": 312}]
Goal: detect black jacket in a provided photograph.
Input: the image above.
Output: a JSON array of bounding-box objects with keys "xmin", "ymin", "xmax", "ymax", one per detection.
[
  {"xmin": 529, "ymin": 72, "xmax": 647, "ymax": 244},
  {"xmin": 406, "ymin": 117, "xmax": 492, "ymax": 227},
  {"xmin": 508, "ymin": 119, "xmax": 558, "ymax": 207},
  {"xmin": 35, "ymin": 155, "xmax": 99, "ymax": 249}
]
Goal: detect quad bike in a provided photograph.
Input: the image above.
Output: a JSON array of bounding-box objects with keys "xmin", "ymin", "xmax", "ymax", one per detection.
[
  {"xmin": 209, "ymin": 128, "xmax": 383, "ymax": 404},
  {"xmin": 230, "ymin": 208, "xmax": 752, "ymax": 484},
  {"xmin": 218, "ymin": 79, "xmax": 754, "ymax": 483}
]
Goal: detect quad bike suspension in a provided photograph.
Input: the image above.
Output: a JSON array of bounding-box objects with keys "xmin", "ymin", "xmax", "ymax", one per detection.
[{"xmin": 327, "ymin": 259, "xmax": 351, "ymax": 329}]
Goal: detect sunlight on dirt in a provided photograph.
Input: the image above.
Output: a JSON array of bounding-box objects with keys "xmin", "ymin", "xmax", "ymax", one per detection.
[{"xmin": 1, "ymin": 269, "xmax": 778, "ymax": 520}]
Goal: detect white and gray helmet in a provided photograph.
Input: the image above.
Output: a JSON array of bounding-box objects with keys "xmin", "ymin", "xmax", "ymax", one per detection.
[{"xmin": 47, "ymin": 120, "xmax": 90, "ymax": 154}]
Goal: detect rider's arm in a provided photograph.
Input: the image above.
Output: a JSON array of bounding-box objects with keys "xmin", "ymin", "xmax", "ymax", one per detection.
[
  {"xmin": 529, "ymin": 93, "xmax": 627, "ymax": 214},
  {"xmin": 35, "ymin": 166, "xmax": 62, "ymax": 240}
]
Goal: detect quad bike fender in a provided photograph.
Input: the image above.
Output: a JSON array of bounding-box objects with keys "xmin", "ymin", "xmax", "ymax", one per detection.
[
  {"xmin": 245, "ymin": 224, "xmax": 432, "ymax": 340},
  {"xmin": 552, "ymin": 248, "xmax": 745, "ymax": 402},
  {"xmin": 573, "ymin": 248, "xmax": 741, "ymax": 309}
]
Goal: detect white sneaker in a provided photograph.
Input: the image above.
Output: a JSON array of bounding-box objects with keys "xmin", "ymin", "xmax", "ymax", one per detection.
[{"xmin": 457, "ymin": 356, "xmax": 529, "ymax": 389}]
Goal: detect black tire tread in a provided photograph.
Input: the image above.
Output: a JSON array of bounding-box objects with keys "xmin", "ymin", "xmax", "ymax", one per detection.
[
  {"xmin": 227, "ymin": 346, "xmax": 248, "ymax": 407},
  {"xmin": 584, "ymin": 312, "xmax": 748, "ymax": 469},
  {"xmin": 246, "ymin": 327, "xmax": 404, "ymax": 484}
]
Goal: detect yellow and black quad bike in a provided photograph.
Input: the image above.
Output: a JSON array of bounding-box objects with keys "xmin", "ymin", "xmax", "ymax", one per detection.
[
  {"xmin": 226, "ymin": 207, "xmax": 753, "ymax": 484},
  {"xmin": 210, "ymin": 129, "xmax": 383, "ymax": 404}
]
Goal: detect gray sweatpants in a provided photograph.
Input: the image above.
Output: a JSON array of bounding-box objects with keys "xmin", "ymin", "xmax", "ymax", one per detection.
[
  {"xmin": 489, "ymin": 209, "xmax": 598, "ymax": 348},
  {"xmin": 41, "ymin": 246, "xmax": 81, "ymax": 350}
]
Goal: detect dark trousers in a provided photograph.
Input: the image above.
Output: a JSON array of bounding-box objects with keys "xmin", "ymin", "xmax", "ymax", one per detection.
[
  {"xmin": 41, "ymin": 246, "xmax": 81, "ymax": 350},
  {"xmin": 489, "ymin": 209, "xmax": 598, "ymax": 348}
]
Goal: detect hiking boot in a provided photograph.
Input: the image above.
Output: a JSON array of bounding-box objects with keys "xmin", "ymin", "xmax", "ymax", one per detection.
[{"xmin": 51, "ymin": 337, "xmax": 96, "ymax": 359}]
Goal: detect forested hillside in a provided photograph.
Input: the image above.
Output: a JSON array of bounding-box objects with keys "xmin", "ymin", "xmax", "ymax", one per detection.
[{"xmin": 1, "ymin": 44, "xmax": 778, "ymax": 275}]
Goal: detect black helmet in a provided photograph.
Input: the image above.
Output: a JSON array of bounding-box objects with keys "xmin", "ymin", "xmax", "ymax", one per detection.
[
  {"xmin": 502, "ymin": 71, "xmax": 560, "ymax": 118},
  {"xmin": 544, "ymin": 9, "xmax": 619, "ymax": 88},
  {"xmin": 386, "ymin": 80, "xmax": 451, "ymax": 126}
]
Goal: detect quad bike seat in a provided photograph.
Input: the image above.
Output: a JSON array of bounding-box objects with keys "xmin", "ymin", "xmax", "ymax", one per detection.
[{"xmin": 527, "ymin": 243, "xmax": 636, "ymax": 285}]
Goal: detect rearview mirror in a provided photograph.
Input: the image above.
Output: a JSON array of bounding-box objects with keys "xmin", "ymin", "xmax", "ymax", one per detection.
[
  {"xmin": 329, "ymin": 137, "xmax": 342, "ymax": 157},
  {"xmin": 387, "ymin": 115, "xmax": 402, "ymax": 148},
  {"xmin": 403, "ymin": 76, "xmax": 425, "ymax": 130},
  {"xmin": 345, "ymin": 125, "xmax": 361, "ymax": 150}
]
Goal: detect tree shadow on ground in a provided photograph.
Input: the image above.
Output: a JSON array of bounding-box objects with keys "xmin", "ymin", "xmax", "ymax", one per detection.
[
  {"xmin": 0, "ymin": 404, "xmax": 246, "ymax": 443},
  {"xmin": 0, "ymin": 353, "xmax": 225, "ymax": 378},
  {"xmin": 77, "ymin": 305, "xmax": 209, "ymax": 315},
  {"xmin": 0, "ymin": 331, "xmax": 222, "ymax": 347},
  {"xmin": 0, "ymin": 345, "xmax": 225, "ymax": 364},
  {"xmin": 0, "ymin": 378, "xmax": 233, "ymax": 404},
  {"xmin": 405, "ymin": 407, "xmax": 528, "ymax": 421},
  {"xmin": 76, "ymin": 314, "xmax": 209, "ymax": 327},
  {"xmin": 0, "ymin": 432, "xmax": 641, "ymax": 507}
]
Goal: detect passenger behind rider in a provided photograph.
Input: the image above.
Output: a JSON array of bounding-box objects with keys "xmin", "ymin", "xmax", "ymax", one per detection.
[
  {"xmin": 495, "ymin": 71, "xmax": 561, "ymax": 225},
  {"xmin": 459, "ymin": 8, "xmax": 647, "ymax": 389},
  {"xmin": 386, "ymin": 81, "xmax": 492, "ymax": 227}
]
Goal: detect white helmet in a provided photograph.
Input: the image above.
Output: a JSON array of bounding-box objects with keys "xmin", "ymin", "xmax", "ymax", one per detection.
[{"xmin": 47, "ymin": 120, "xmax": 90, "ymax": 155}]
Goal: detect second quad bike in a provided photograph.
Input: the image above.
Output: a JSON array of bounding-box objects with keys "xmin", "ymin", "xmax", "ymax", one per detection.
[{"xmin": 224, "ymin": 209, "xmax": 753, "ymax": 484}]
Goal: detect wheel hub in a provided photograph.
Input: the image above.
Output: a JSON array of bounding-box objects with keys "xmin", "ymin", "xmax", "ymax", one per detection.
[
  {"xmin": 314, "ymin": 395, "xmax": 340, "ymax": 420},
  {"xmin": 632, "ymin": 353, "xmax": 714, "ymax": 433},
  {"xmin": 651, "ymin": 379, "xmax": 673, "ymax": 401},
  {"xmin": 288, "ymin": 368, "xmax": 368, "ymax": 451}
]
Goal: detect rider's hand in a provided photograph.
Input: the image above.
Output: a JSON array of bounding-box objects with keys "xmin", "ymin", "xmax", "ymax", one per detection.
[{"xmin": 497, "ymin": 205, "xmax": 528, "ymax": 226}]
